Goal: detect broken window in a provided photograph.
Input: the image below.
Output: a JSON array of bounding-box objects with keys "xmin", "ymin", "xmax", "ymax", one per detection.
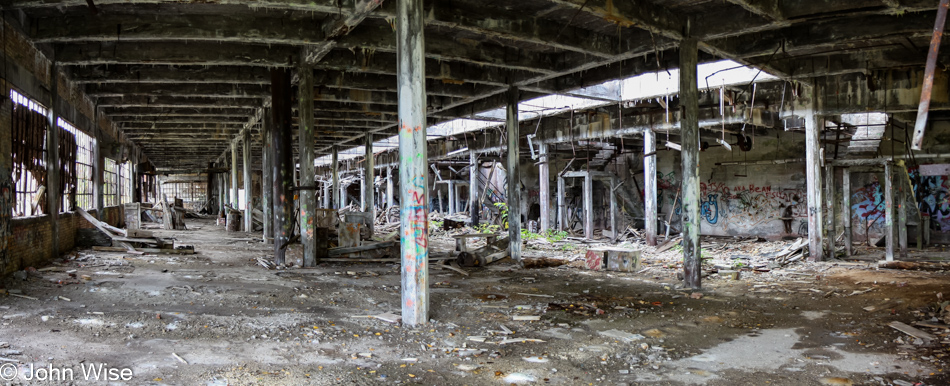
[
  {"xmin": 119, "ymin": 162, "xmax": 132, "ymax": 204},
  {"xmin": 10, "ymin": 89, "xmax": 48, "ymax": 217},
  {"xmin": 104, "ymin": 158, "xmax": 118, "ymax": 207},
  {"xmin": 59, "ymin": 118, "xmax": 90, "ymax": 211}
]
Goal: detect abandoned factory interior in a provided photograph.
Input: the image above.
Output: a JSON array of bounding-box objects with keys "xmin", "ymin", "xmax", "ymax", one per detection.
[{"xmin": 3, "ymin": 0, "xmax": 950, "ymax": 384}]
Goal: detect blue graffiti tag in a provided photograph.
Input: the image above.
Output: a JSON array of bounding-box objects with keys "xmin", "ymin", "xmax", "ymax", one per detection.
[{"xmin": 700, "ymin": 194, "xmax": 719, "ymax": 225}]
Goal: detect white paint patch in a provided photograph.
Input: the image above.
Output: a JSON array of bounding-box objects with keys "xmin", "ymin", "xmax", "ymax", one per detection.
[
  {"xmin": 658, "ymin": 329, "xmax": 931, "ymax": 384},
  {"xmin": 801, "ymin": 311, "xmax": 828, "ymax": 320}
]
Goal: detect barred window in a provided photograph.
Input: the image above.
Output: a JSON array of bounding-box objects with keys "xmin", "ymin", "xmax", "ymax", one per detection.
[
  {"xmin": 104, "ymin": 158, "xmax": 118, "ymax": 207},
  {"xmin": 59, "ymin": 118, "xmax": 94, "ymax": 211},
  {"xmin": 119, "ymin": 162, "xmax": 133, "ymax": 204},
  {"xmin": 10, "ymin": 89, "xmax": 49, "ymax": 217}
]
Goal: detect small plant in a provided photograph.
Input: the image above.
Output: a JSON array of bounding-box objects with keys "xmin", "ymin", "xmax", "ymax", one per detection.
[
  {"xmin": 429, "ymin": 220, "xmax": 443, "ymax": 229},
  {"xmin": 543, "ymin": 229, "xmax": 569, "ymax": 243},
  {"xmin": 494, "ymin": 202, "xmax": 509, "ymax": 229},
  {"xmin": 475, "ymin": 223, "xmax": 501, "ymax": 234},
  {"xmin": 521, "ymin": 229, "xmax": 542, "ymax": 241},
  {"xmin": 559, "ymin": 244, "xmax": 575, "ymax": 251},
  {"xmin": 732, "ymin": 261, "xmax": 746, "ymax": 270}
]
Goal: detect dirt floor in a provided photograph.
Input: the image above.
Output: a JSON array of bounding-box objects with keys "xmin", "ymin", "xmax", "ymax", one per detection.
[{"xmin": 1, "ymin": 218, "xmax": 949, "ymax": 385}]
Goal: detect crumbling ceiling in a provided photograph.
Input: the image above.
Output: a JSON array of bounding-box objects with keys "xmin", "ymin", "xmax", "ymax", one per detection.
[{"xmin": 1, "ymin": 0, "xmax": 947, "ymax": 171}]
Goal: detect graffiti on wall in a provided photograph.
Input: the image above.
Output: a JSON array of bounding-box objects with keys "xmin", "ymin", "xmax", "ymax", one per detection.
[
  {"xmin": 656, "ymin": 169, "xmax": 805, "ymax": 234},
  {"xmin": 911, "ymin": 169, "xmax": 950, "ymax": 231}
]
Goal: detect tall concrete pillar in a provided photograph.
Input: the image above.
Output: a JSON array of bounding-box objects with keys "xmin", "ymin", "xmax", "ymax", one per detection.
[
  {"xmin": 538, "ymin": 143, "xmax": 549, "ymax": 232},
  {"xmin": 805, "ymin": 82, "xmax": 824, "ymax": 262},
  {"xmin": 387, "ymin": 166, "xmax": 394, "ymax": 210},
  {"xmin": 243, "ymin": 129, "xmax": 252, "ymax": 232},
  {"xmin": 583, "ymin": 173, "xmax": 593, "ymax": 239},
  {"xmin": 884, "ymin": 162, "xmax": 895, "ymax": 261},
  {"xmin": 332, "ymin": 147, "xmax": 340, "ymax": 209},
  {"xmin": 506, "ymin": 86, "xmax": 522, "ymax": 263},
  {"xmin": 299, "ymin": 58, "xmax": 317, "ymax": 266},
  {"xmin": 680, "ymin": 37, "xmax": 701, "ymax": 289},
  {"xmin": 644, "ymin": 129, "xmax": 658, "ymax": 246},
  {"xmin": 271, "ymin": 69, "xmax": 294, "ymax": 266},
  {"xmin": 231, "ymin": 142, "xmax": 239, "ymax": 209},
  {"xmin": 46, "ymin": 60, "xmax": 61, "ymax": 258},
  {"xmin": 364, "ymin": 134, "xmax": 375, "ymax": 236},
  {"xmin": 842, "ymin": 168, "xmax": 852, "ymax": 256},
  {"xmin": 262, "ymin": 108, "xmax": 274, "ymax": 241},
  {"xmin": 396, "ymin": 0, "xmax": 429, "ymax": 326},
  {"xmin": 557, "ymin": 176, "xmax": 565, "ymax": 231}
]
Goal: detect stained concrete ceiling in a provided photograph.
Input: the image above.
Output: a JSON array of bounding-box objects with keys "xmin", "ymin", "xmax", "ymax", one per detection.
[{"xmin": 1, "ymin": 0, "xmax": 946, "ymax": 171}]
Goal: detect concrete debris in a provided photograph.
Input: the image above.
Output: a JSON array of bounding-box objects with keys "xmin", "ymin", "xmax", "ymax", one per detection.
[{"xmin": 598, "ymin": 329, "xmax": 645, "ymax": 342}]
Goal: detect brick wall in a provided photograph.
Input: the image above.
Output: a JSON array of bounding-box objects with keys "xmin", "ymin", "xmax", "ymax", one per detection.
[{"xmin": 3, "ymin": 207, "xmax": 124, "ymax": 275}]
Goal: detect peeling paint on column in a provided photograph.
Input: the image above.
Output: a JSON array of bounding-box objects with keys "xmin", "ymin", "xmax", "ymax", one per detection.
[{"xmin": 299, "ymin": 55, "xmax": 317, "ymax": 267}]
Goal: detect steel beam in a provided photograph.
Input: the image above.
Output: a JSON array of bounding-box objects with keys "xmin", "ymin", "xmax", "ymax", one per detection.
[{"xmin": 397, "ymin": 0, "xmax": 429, "ymax": 327}]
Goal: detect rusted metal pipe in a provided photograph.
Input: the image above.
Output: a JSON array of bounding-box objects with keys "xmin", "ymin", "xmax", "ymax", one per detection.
[{"xmin": 911, "ymin": 0, "xmax": 950, "ymax": 150}]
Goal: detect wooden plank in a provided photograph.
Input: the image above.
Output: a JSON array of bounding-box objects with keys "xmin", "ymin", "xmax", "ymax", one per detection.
[
  {"xmin": 76, "ymin": 207, "xmax": 121, "ymax": 239},
  {"xmin": 328, "ymin": 241, "xmax": 396, "ymax": 257},
  {"xmin": 889, "ymin": 321, "xmax": 936, "ymax": 342},
  {"xmin": 92, "ymin": 246, "xmax": 195, "ymax": 255}
]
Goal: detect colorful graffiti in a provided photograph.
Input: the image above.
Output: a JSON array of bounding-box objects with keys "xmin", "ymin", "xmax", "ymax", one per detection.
[
  {"xmin": 911, "ymin": 169, "xmax": 950, "ymax": 231},
  {"xmin": 656, "ymin": 169, "xmax": 805, "ymax": 235}
]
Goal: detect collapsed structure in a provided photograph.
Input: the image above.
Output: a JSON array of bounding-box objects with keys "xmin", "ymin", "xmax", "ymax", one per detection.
[{"xmin": 1, "ymin": 0, "xmax": 950, "ymax": 384}]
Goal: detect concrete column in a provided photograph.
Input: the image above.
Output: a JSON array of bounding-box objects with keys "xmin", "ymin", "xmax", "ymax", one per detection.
[
  {"xmin": 506, "ymin": 85, "xmax": 522, "ymax": 263},
  {"xmin": 842, "ymin": 168, "xmax": 852, "ymax": 256},
  {"xmin": 824, "ymin": 164, "xmax": 835, "ymax": 258},
  {"xmin": 447, "ymin": 181, "xmax": 456, "ymax": 214},
  {"xmin": 899, "ymin": 177, "xmax": 908, "ymax": 258},
  {"xmin": 396, "ymin": 0, "xmax": 429, "ymax": 326},
  {"xmin": 243, "ymin": 129, "xmax": 252, "ymax": 232},
  {"xmin": 680, "ymin": 37, "xmax": 701, "ymax": 289},
  {"xmin": 47, "ymin": 60, "xmax": 60, "ymax": 258},
  {"xmin": 644, "ymin": 129, "xmax": 658, "ymax": 246},
  {"xmin": 470, "ymin": 152, "xmax": 480, "ymax": 226},
  {"xmin": 332, "ymin": 147, "xmax": 340, "ymax": 209},
  {"xmin": 387, "ymin": 166, "xmax": 394, "ymax": 209},
  {"xmin": 272, "ymin": 68, "xmax": 294, "ymax": 266},
  {"xmin": 299, "ymin": 59, "xmax": 317, "ymax": 267},
  {"xmin": 538, "ymin": 143, "xmax": 550, "ymax": 232},
  {"xmin": 610, "ymin": 177, "xmax": 618, "ymax": 242},
  {"xmin": 364, "ymin": 134, "xmax": 375, "ymax": 237},
  {"xmin": 884, "ymin": 162, "xmax": 895, "ymax": 261},
  {"xmin": 93, "ymin": 129, "xmax": 104, "ymax": 211},
  {"xmin": 231, "ymin": 142, "xmax": 239, "ymax": 209},
  {"xmin": 557, "ymin": 176, "xmax": 565, "ymax": 231},
  {"xmin": 805, "ymin": 82, "xmax": 824, "ymax": 262},
  {"xmin": 583, "ymin": 173, "xmax": 593, "ymax": 239},
  {"xmin": 322, "ymin": 177, "xmax": 330, "ymax": 208},
  {"xmin": 262, "ymin": 108, "xmax": 274, "ymax": 241}
]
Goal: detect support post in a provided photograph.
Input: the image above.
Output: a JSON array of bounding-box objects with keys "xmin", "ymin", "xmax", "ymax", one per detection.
[
  {"xmin": 610, "ymin": 177, "xmax": 618, "ymax": 242},
  {"xmin": 680, "ymin": 37, "xmax": 702, "ymax": 289},
  {"xmin": 387, "ymin": 166, "xmax": 394, "ymax": 209},
  {"xmin": 332, "ymin": 147, "xmax": 340, "ymax": 209},
  {"xmin": 272, "ymin": 68, "xmax": 294, "ymax": 266},
  {"xmin": 644, "ymin": 129, "xmax": 657, "ymax": 246},
  {"xmin": 884, "ymin": 162, "xmax": 895, "ymax": 261},
  {"xmin": 243, "ymin": 129, "xmax": 252, "ymax": 232},
  {"xmin": 842, "ymin": 167, "xmax": 852, "ymax": 256},
  {"xmin": 583, "ymin": 173, "xmax": 593, "ymax": 239},
  {"xmin": 911, "ymin": 0, "xmax": 950, "ymax": 150},
  {"xmin": 538, "ymin": 143, "xmax": 550, "ymax": 232},
  {"xmin": 470, "ymin": 152, "xmax": 480, "ymax": 226},
  {"xmin": 506, "ymin": 85, "xmax": 522, "ymax": 262},
  {"xmin": 299, "ymin": 58, "xmax": 317, "ymax": 267},
  {"xmin": 93, "ymin": 129, "xmax": 104, "ymax": 211},
  {"xmin": 397, "ymin": 0, "xmax": 429, "ymax": 326},
  {"xmin": 47, "ymin": 60, "xmax": 60, "ymax": 258},
  {"xmin": 824, "ymin": 164, "xmax": 835, "ymax": 259},
  {"xmin": 805, "ymin": 82, "xmax": 824, "ymax": 262},
  {"xmin": 447, "ymin": 181, "xmax": 456, "ymax": 214},
  {"xmin": 231, "ymin": 142, "xmax": 239, "ymax": 209},
  {"xmin": 262, "ymin": 108, "xmax": 274, "ymax": 241},
  {"xmin": 557, "ymin": 176, "xmax": 565, "ymax": 231},
  {"xmin": 323, "ymin": 178, "xmax": 330, "ymax": 208},
  {"xmin": 899, "ymin": 178, "xmax": 908, "ymax": 258},
  {"xmin": 364, "ymin": 134, "xmax": 375, "ymax": 237},
  {"xmin": 207, "ymin": 162, "xmax": 215, "ymax": 212}
]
